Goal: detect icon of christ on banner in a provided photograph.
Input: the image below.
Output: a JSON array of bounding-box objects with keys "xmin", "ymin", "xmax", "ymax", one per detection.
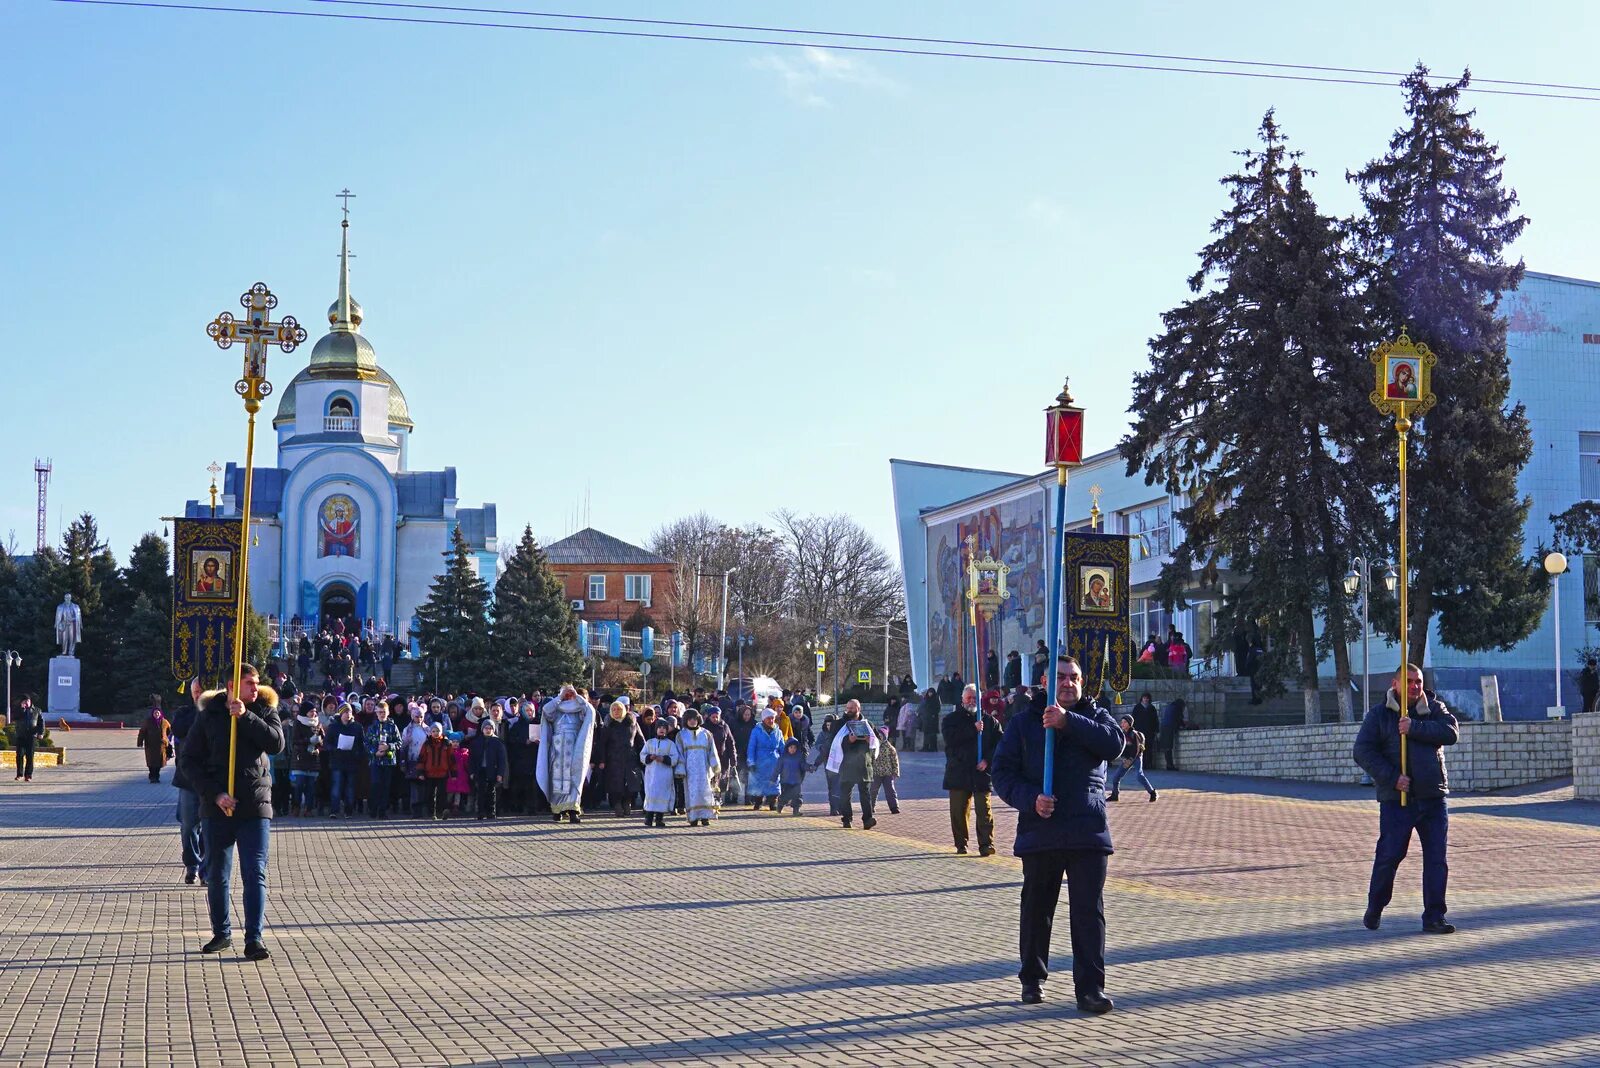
[{"xmin": 320, "ymin": 494, "xmax": 359, "ymax": 558}]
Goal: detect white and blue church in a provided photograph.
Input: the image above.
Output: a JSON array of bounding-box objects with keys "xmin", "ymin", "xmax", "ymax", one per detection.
[{"xmin": 186, "ymin": 216, "xmax": 499, "ymax": 643}]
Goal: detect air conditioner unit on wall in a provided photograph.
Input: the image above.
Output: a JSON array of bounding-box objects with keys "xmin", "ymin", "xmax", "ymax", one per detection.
[{"xmin": 571, "ymin": 599, "xmax": 585, "ymax": 612}]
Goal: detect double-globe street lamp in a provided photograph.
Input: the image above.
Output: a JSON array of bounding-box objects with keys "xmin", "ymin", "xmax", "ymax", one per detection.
[
  {"xmin": 1544, "ymin": 551, "xmax": 1570, "ymax": 714},
  {"xmin": 3, "ymin": 650, "xmax": 20, "ymax": 725},
  {"xmin": 1343, "ymin": 558, "xmax": 1398, "ymax": 715}
]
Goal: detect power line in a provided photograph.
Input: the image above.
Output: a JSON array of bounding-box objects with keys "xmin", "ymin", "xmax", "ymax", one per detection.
[
  {"xmin": 51, "ymin": 0, "xmax": 1600, "ymax": 103},
  {"xmin": 302, "ymin": 0, "xmax": 1600, "ymax": 96}
]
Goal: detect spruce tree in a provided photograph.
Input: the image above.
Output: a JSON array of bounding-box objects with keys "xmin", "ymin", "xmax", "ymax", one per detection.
[
  {"xmin": 114, "ymin": 593, "xmax": 175, "ymax": 714},
  {"xmin": 1122, "ymin": 113, "xmax": 1382, "ymax": 723},
  {"xmin": 414, "ymin": 527, "xmax": 493, "ymax": 693},
  {"xmin": 1350, "ymin": 65, "xmax": 1545, "ymax": 658},
  {"xmin": 489, "ymin": 526, "xmax": 583, "ymax": 696}
]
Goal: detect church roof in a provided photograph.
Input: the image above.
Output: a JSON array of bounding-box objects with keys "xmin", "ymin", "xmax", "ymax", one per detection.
[
  {"xmin": 183, "ymin": 465, "xmax": 287, "ymax": 518},
  {"xmin": 397, "ymin": 469, "xmax": 457, "ymax": 517},
  {"xmin": 543, "ymin": 527, "xmax": 668, "ymax": 566},
  {"xmin": 459, "ymin": 505, "xmax": 496, "ymax": 551}
]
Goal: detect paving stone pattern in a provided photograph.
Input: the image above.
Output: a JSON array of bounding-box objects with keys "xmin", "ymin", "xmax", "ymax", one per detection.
[{"xmin": 1, "ymin": 733, "xmax": 1598, "ymax": 1067}]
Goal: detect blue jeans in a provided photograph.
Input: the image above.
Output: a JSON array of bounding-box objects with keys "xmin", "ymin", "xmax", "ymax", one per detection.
[
  {"xmin": 176, "ymin": 788, "xmax": 205, "ymax": 876},
  {"xmin": 202, "ymin": 817, "xmax": 270, "ymax": 943},
  {"xmin": 330, "ymin": 768, "xmax": 355, "ymax": 815},
  {"xmin": 370, "ymin": 764, "xmax": 394, "ymax": 817},
  {"xmin": 289, "ymin": 771, "xmax": 319, "ymax": 813},
  {"xmin": 824, "ymin": 770, "xmax": 841, "ymax": 815},
  {"xmin": 1107, "ymin": 755, "xmax": 1154, "ymax": 796},
  {"xmin": 1368, "ymin": 796, "xmax": 1449, "ymax": 925}
]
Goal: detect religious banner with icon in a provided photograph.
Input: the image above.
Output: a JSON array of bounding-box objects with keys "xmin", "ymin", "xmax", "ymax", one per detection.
[
  {"xmin": 1063, "ymin": 530, "xmax": 1131, "ymax": 695},
  {"xmin": 172, "ymin": 518, "xmax": 244, "ymax": 685},
  {"xmin": 319, "ymin": 493, "xmax": 359, "ymax": 558}
]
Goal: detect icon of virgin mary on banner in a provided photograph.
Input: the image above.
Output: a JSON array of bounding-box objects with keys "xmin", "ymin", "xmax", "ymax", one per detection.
[
  {"xmin": 1063, "ymin": 530, "xmax": 1132, "ymax": 695},
  {"xmin": 320, "ymin": 494, "xmax": 359, "ymax": 558}
]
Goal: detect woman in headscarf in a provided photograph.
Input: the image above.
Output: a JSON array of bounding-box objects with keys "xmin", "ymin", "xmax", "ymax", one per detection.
[
  {"xmin": 745, "ymin": 707, "xmax": 785, "ymax": 812},
  {"xmin": 135, "ymin": 697, "xmax": 172, "ymax": 783},
  {"xmin": 536, "ymin": 685, "xmax": 596, "ymax": 823},
  {"xmin": 600, "ymin": 701, "xmax": 645, "ymax": 818},
  {"xmin": 675, "ymin": 707, "xmax": 722, "ymax": 827}
]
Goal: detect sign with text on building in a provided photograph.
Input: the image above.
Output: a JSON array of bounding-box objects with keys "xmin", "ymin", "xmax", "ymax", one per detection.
[{"xmin": 857, "ymin": 669, "xmax": 872, "ymax": 685}]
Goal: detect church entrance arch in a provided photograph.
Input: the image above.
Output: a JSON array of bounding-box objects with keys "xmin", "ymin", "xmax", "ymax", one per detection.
[{"xmin": 319, "ymin": 582, "xmax": 356, "ymax": 634}]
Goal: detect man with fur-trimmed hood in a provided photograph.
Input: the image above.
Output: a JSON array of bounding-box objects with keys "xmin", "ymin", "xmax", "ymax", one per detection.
[{"xmin": 178, "ymin": 663, "xmax": 284, "ymax": 962}]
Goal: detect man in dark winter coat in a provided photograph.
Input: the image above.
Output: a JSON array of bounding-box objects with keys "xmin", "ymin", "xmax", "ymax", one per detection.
[
  {"xmin": 1353, "ymin": 663, "xmax": 1459, "ymax": 935},
  {"xmin": 1130, "ymin": 694, "xmax": 1161, "ymax": 763},
  {"xmin": 11, "ymin": 694, "xmax": 46, "ymax": 782},
  {"xmin": 918, "ymin": 688, "xmax": 942, "ymax": 753},
  {"xmin": 1580, "ymin": 659, "xmax": 1599, "ymax": 715},
  {"xmin": 1002, "ymin": 651, "xmax": 1023, "ymax": 692},
  {"xmin": 170, "ymin": 678, "xmax": 207, "ymax": 882},
  {"xmin": 1157, "ymin": 698, "xmax": 1186, "ymax": 771},
  {"xmin": 177, "ymin": 664, "xmax": 284, "ymax": 961},
  {"xmin": 992, "ymin": 654, "xmax": 1123, "ymax": 1013},
  {"xmin": 943, "ymin": 683, "xmax": 1003, "ymax": 856}
]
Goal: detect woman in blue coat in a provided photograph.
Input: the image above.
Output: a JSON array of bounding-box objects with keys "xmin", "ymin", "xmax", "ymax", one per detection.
[{"xmin": 745, "ymin": 708, "xmax": 786, "ymax": 811}]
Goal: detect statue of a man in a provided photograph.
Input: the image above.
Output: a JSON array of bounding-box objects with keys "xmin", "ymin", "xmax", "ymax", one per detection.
[{"xmin": 55, "ymin": 593, "xmax": 83, "ymax": 657}]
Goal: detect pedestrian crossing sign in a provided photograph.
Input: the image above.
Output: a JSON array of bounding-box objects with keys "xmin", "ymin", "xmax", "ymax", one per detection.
[
  {"xmin": 816, "ymin": 651, "xmax": 826, "ymax": 672},
  {"xmin": 857, "ymin": 669, "xmax": 872, "ymax": 685}
]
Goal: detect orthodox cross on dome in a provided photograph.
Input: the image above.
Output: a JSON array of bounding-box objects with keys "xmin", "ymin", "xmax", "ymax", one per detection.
[{"xmin": 337, "ymin": 187, "xmax": 356, "ymax": 221}]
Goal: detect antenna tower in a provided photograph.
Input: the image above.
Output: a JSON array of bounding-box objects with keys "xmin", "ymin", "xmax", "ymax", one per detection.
[{"xmin": 34, "ymin": 458, "xmax": 52, "ymax": 553}]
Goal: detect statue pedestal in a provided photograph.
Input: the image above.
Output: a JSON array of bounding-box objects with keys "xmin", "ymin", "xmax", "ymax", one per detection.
[{"xmin": 49, "ymin": 657, "xmax": 81, "ymax": 716}]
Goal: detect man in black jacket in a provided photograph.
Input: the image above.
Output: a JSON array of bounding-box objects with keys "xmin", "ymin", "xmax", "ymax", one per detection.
[
  {"xmin": 991, "ymin": 655, "xmax": 1123, "ymax": 1013},
  {"xmin": 11, "ymin": 695, "xmax": 45, "ymax": 781},
  {"xmin": 178, "ymin": 664, "xmax": 284, "ymax": 961},
  {"xmin": 170, "ymin": 678, "xmax": 207, "ymax": 884},
  {"xmin": 1353, "ymin": 663, "xmax": 1459, "ymax": 935},
  {"xmin": 942, "ymin": 684, "xmax": 1002, "ymax": 856}
]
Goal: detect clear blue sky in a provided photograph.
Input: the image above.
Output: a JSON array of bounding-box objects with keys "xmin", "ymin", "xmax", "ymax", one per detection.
[{"xmin": 5, "ymin": 0, "xmax": 1600, "ymax": 563}]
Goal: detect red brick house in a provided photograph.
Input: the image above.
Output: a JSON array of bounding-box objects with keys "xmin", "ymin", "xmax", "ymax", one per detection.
[{"xmin": 543, "ymin": 527, "xmax": 676, "ymax": 627}]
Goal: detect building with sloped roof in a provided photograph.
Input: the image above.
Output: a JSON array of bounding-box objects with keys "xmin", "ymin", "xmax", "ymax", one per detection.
[
  {"xmin": 185, "ymin": 212, "xmax": 497, "ymax": 642},
  {"xmin": 543, "ymin": 527, "xmax": 676, "ymax": 628}
]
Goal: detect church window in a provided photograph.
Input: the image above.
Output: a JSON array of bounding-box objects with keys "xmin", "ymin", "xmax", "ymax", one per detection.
[
  {"xmin": 625, "ymin": 574, "xmax": 652, "ymax": 604},
  {"xmin": 588, "ymin": 575, "xmax": 607, "ymax": 601},
  {"xmin": 329, "ymin": 397, "xmax": 353, "ymax": 417}
]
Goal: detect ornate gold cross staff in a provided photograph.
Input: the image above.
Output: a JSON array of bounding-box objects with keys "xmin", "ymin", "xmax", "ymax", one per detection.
[
  {"xmin": 1370, "ymin": 328, "xmax": 1436, "ymax": 808},
  {"xmin": 207, "ymin": 283, "xmax": 306, "ymax": 800}
]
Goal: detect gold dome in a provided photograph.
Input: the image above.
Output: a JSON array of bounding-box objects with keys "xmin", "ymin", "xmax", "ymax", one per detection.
[{"xmin": 272, "ymin": 366, "xmax": 414, "ymax": 429}]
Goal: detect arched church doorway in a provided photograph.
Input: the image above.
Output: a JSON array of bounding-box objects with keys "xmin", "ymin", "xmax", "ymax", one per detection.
[{"xmin": 319, "ymin": 583, "xmax": 356, "ymax": 634}]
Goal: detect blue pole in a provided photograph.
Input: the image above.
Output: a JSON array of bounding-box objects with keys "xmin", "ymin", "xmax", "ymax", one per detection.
[{"xmin": 1044, "ymin": 469, "xmax": 1068, "ymax": 796}]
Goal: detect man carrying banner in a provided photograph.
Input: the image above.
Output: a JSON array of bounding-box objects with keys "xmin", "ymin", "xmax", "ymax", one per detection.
[
  {"xmin": 991, "ymin": 654, "xmax": 1123, "ymax": 1012},
  {"xmin": 178, "ymin": 663, "xmax": 284, "ymax": 961}
]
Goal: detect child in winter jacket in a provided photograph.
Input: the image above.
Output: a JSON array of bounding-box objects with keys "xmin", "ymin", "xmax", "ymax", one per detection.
[
  {"xmin": 870, "ymin": 726, "xmax": 901, "ymax": 815},
  {"xmin": 776, "ymin": 738, "xmax": 808, "ymax": 814},
  {"xmin": 470, "ymin": 720, "xmax": 509, "ymax": 819},
  {"xmin": 418, "ymin": 725, "xmax": 455, "ymax": 820},
  {"xmin": 446, "ymin": 734, "xmax": 472, "ymax": 815}
]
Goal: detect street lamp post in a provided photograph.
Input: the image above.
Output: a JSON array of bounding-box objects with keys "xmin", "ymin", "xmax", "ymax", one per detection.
[
  {"xmin": 717, "ymin": 567, "xmax": 736, "ymax": 690},
  {"xmin": 735, "ymin": 630, "xmax": 754, "ymax": 691},
  {"xmin": 818, "ymin": 622, "xmax": 853, "ymax": 700},
  {"xmin": 3, "ymin": 650, "xmax": 20, "ymax": 725},
  {"xmin": 1545, "ymin": 551, "xmax": 1569, "ymax": 714},
  {"xmin": 1342, "ymin": 558, "xmax": 1397, "ymax": 717}
]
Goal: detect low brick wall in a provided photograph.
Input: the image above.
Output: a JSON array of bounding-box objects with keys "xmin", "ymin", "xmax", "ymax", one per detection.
[
  {"xmin": 1175, "ymin": 724, "xmax": 1364, "ymax": 784},
  {"xmin": 1573, "ymin": 714, "xmax": 1600, "ymax": 800},
  {"xmin": 1450, "ymin": 721, "xmax": 1571, "ymax": 791},
  {"xmin": 1175, "ymin": 720, "xmax": 1571, "ymax": 791}
]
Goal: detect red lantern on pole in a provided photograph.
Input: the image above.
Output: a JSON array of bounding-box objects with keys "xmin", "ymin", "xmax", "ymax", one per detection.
[{"xmin": 1045, "ymin": 380, "xmax": 1084, "ymax": 467}]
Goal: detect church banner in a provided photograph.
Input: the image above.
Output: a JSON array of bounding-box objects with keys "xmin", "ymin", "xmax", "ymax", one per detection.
[
  {"xmin": 1062, "ymin": 531, "xmax": 1132, "ymax": 697},
  {"xmin": 172, "ymin": 518, "xmax": 244, "ymax": 686}
]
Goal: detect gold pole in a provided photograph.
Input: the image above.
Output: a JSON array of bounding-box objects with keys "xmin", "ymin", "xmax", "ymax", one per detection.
[
  {"xmin": 1396, "ymin": 415, "xmax": 1410, "ymax": 808},
  {"xmin": 227, "ymin": 408, "xmax": 259, "ymax": 799}
]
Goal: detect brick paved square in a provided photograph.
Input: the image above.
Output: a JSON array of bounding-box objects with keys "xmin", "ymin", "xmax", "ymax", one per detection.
[{"xmin": 1, "ymin": 734, "xmax": 1596, "ymax": 1067}]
